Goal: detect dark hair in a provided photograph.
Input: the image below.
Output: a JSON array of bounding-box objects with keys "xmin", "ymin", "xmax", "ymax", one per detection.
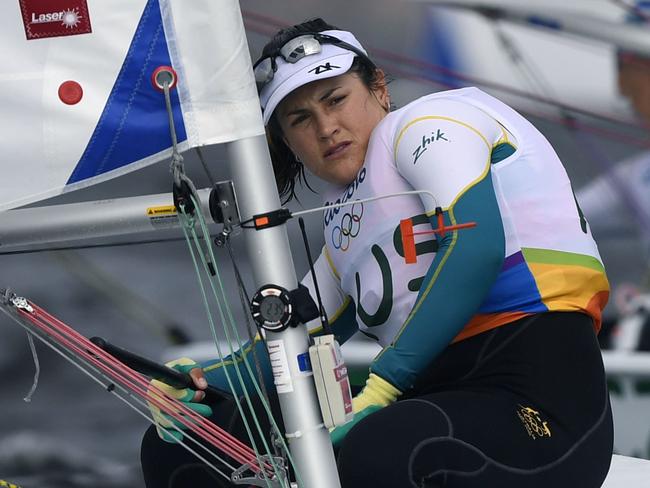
[{"xmin": 260, "ymin": 18, "xmax": 386, "ymax": 204}]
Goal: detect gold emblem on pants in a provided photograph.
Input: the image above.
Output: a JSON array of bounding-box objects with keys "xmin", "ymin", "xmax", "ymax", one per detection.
[{"xmin": 517, "ymin": 405, "xmax": 552, "ymax": 440}]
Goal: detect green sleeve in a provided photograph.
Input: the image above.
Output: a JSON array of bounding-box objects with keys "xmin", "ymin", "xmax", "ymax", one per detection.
[
  {"xmin": 370, "ymin": 170, "xmax": 505, "ymax": 391},
  {"xmin": 200, "ymin": 299, "xmax": 358, "ymax": 394}
]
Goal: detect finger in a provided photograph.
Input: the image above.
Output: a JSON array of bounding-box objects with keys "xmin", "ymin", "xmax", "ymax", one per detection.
[
  {"xmin": 166, "ymin": 357, "xmax": 199, "ymax": 375},
  {"xmin": 193, "ymin": 389, "xmax": 206, "ymax": 403},
  {"xmin": 189, "ymin": 368, "xmax": 208, "ymax": 390},
  {"xmin": 184, "ymin": 401, "xmax": 213, "ymax": 417},
  {"xmin": 149, "ymin": 380, "xmax": 195, "ymax": 402},
  {"xmin": 156, "ymin": 425, "xmax": 184, "ymax": 444},
  {"xmin": 159, "ymin": 403, "xmax": 213, "ymax": 428},
  {"xmin": 161, "ymin": 412, "xmax": 190, "ymax": 430},
  {"xmin": 156, "ymin": 401, "xmax": 213, "ymax": 423}
]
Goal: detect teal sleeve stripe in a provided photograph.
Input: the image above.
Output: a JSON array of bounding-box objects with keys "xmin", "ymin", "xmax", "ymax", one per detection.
[
  {"xmin": 491, "ymin": 142, "xmax": 516, "ymax": 164},
  {"xmin": 200, "ymin": 339, "xmax": 274, "ymax": 397},
  {"xmin": 198, "ymin": 299, "xmax": 358, "ymax": 397},
  {"xmin": 371, "ymin": 171, "xmax": 506, "ymax": 391}
]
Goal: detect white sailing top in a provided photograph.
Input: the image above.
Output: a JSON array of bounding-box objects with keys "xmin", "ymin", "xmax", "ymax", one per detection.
[{"xmin": 301, "ymin": 87, "xmax": 609, "ymax": 390}]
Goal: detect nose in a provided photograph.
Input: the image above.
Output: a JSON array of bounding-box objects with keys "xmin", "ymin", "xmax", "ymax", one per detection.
[{"xmin": 315, "ymin": 113, "xmax": 340, "ymax": 140}]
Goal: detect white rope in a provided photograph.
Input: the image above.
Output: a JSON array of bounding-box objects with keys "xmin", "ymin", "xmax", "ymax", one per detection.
[
  {"xmin": 291, "ymin": 189, "xmax": 438, "ymax": 217},
  {"xmin": 0, "ymin": 305, "xmax": 237, "ymax": 481},
  {"xmin": 23, "ymin": 332, "xmax": 40, "ymax": 402}
]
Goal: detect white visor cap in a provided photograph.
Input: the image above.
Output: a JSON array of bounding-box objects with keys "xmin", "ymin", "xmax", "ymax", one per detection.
[{"xmin": 259, "ymin": 30, "xmax": 369, "ymax": 125}]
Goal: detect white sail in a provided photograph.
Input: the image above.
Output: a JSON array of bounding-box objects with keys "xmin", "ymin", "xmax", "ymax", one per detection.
[{"xmin": 0, "ymin": 0, "xmax": 264, "ymax": 211}]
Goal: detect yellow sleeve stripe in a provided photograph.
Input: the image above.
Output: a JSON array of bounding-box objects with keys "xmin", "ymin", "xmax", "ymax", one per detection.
[
  {"xmin": 498, "ymin": 124, "xmax": 510, "ymax": 144},
  {"xmin": 376, "ymin": 159, "xmax": 491, "ymax": 361},
  {"xmin": 323, "ymin": 245, "xmax": 340, "ymax": 279},
  {"xmin": 425, "ymin": 159, "xmax": 491, "ymax": 216},
  {"xmin": 203, "ymin": 334, "xmax": 261, "ymax": 373},
  {"xmin": 393, "ymin": 115, "xmax": 490, "ymax": 161}
]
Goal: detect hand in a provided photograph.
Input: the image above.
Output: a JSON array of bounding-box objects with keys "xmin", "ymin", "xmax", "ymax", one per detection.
[
  {"xmin": 147, "ymin": 357, "xmax": 213, "ymax": 443},
  {"xmin": 330, "ymin": 373, "xmax": 401, "ymax": 447}
]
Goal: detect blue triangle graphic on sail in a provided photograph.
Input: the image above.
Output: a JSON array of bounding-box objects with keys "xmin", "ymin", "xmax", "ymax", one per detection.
[{"xmin": 67, "ymin": 0, "xmax": 186, "ymax": 185}]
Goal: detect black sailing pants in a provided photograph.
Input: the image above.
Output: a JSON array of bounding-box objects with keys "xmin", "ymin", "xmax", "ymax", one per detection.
[
  {"xmin": 338, "ymin": 312, "xmax": 613, "ymax": 487},
  {"xmin": 141, "ymin": 312, "xmax": 613, "ymax": 487}
]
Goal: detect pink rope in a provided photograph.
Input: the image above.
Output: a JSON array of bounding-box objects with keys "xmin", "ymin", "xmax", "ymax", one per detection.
[{"xmin": 17, "ymin": 301, "xmax": 273, "ymax": 475}]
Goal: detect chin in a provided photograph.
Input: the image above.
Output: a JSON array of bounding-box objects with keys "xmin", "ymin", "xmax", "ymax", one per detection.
[{"xmin": 326, "ymin": 175, "xmax": 354, "ymax": 187}]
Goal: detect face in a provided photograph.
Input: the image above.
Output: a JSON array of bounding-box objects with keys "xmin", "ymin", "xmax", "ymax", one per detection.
[
  {"xmin": 618, "ymin": 54, "xmax": 650, "ymax": 125},
  {"xmin": 277, "ymin": 71, "xmax": 389, "ymax": 186}
]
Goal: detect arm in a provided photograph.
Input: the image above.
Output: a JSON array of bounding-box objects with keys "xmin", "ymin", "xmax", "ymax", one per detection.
[
  {"xmin": 331, "ymin": 99, "xmax": 508, "ymax": 445},
  {"xmin": 201, "ymin": 247, "xmax": 358, "ymax": 395},
  {"xmin": 372, "ymin": 98, "xmax": 507, "ymax": 391},
  {"xmin": 151, "ymin": 249, "xmax": 359, "ymax": 442}
]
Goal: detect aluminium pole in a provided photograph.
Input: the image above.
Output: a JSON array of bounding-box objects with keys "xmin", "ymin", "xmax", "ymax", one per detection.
[{"xmin": 227, "ymin": 134, "xmax": 341, "ymax": 488}]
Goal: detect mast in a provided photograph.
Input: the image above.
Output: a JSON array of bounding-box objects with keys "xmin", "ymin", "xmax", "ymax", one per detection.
[{"xmin": 227, "ymin": 135, "xmax": 341, "ymax": 488}]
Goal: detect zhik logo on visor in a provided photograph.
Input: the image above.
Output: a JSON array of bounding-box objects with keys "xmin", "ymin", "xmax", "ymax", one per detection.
[{"xmin": 308, "ymin": 63, "xmax": 341, "ymax": 75}]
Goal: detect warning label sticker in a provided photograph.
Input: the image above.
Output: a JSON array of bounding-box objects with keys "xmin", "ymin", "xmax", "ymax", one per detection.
[
  {"xmin": 147, "ymin": 205, "xmax": 178, "ymax": 229},
  {"xmin": 146, "ymin": 205, "xmax": 177, "ymax": 216}
]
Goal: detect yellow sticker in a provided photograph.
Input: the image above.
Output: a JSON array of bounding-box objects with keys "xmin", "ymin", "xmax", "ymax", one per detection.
[{"xmin": 146, "ymin": 205, "xmax": 177, "ymax": 217}]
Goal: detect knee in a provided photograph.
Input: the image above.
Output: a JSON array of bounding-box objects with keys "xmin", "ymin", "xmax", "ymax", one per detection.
[{"xmin": 337, "ymin": 399, "xmax": 454, "ymax": 487}]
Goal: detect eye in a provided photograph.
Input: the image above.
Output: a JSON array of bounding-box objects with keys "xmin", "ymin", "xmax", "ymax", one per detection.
[
  {"xmin": 330, "ymin": 95, "xmax": 346, "ymax": 106},
  {"xmin": 290, "ymin": 114, "xmax": 309, "ymax": 127}
]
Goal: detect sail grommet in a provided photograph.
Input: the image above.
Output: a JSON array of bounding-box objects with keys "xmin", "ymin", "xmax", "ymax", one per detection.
[{"xmin": 151, "ymin": 65, "xmax": 178, "ymax": 92}]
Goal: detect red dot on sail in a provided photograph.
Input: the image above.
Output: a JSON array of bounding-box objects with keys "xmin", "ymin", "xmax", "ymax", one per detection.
[{"xmin": 58, "ymin": 81, "xmax": 83, "ymax": 105}]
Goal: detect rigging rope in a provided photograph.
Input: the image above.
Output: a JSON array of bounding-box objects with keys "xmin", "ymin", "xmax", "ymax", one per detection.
[
  {"xmin": 23, "ymin": 331, "xmax": 39, "ymax": 402},
  {"xmin": 223, "ymin": 238, "xmax": 277, "ymax": 444},
  {"xmin": 0, "ymin": 295, "xmax": 279, "ymax": 484},
  {"xmin": 159, "ymin": 69, "xmax": 294, "ymax": 486},
  {"xmin": 177, "ymin": 197, "xmax": 298, "ymax": 487}
]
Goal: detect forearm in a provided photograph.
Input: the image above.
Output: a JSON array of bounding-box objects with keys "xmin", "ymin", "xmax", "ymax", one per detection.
[
  {"xmin": 371, "ymin": 172, "xmax": 505, "ymax": 391},
  {"xmin": 199, "ymin": 298, "xmax": 358, "ymax": 397},
  {"xmin": 200, "ymin": 337, "xmax": 274, "ymax": 396}
]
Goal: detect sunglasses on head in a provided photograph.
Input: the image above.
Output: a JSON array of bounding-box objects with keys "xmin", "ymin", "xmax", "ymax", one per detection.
[{"xmin": 253, "ymin": 33, "xmax": 374, "ymax": 91}]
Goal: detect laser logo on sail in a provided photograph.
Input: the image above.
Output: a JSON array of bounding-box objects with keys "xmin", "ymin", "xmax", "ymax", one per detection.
[
  {"xmin": 20, "ymin": 1, "xmax": 92, "ymax": 40},
  {"xmin": 30, "ymin": 9, "xmax": 81, "ymax": 28}
]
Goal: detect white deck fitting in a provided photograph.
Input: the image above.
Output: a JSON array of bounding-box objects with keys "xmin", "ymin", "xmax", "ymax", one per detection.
[{"xmin": 602, "ymin": 455, "xmax": 650, "ymax": 487}]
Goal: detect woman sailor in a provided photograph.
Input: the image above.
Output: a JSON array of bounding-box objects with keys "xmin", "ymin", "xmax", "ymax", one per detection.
[{"xmin": 141, "ymin": 18, "xmax": 613, "ymax": 488}]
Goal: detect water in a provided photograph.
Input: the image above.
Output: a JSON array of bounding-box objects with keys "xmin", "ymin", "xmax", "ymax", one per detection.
[
  {"xmin": 1, "ymin": 250, "xmax": 162, "ymax": 487},
  {"xmin": 0, "ymin": 239, "xmax": 256, "ymax": 486},
  {"xmin": 0, "ymin": 214, "xmax": 324, "ymax": 487}
]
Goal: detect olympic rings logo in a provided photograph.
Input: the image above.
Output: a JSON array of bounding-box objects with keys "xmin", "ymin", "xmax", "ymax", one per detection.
[{"xmin": 331, "ymin": 202, "xmax": 364, "ymax": 251}]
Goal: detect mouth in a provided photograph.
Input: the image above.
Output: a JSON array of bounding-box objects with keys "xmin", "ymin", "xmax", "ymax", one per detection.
[{"xmin": 324, "ymin": 141, "xmax": 352, "ymax": 159}]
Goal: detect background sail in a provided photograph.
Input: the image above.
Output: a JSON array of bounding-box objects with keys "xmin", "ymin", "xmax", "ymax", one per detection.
[{"xmin": 0, "ymin": 0, "xmax": 264, "ymax": 212}]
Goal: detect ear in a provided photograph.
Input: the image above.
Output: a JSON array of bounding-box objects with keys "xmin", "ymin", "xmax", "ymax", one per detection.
[
  {"xmin": 281, "ymin": 135, "xmax": 303, "ymax": 163},
  {"xmin": 282, "ymin": 135, "xmax": 294, "ymax": 153},
  {"xmin": 372, "ymin": 69, "xmax": 390, "ymax": 111}
]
